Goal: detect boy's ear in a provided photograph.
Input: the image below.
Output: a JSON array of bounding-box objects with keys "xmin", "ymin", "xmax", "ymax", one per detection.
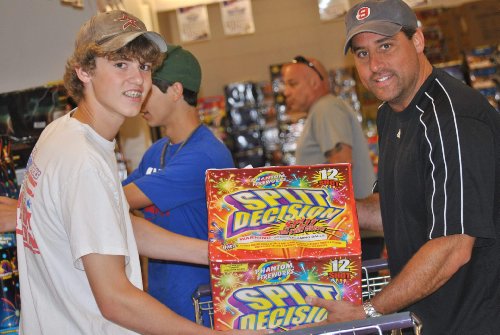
[
  {"xmin": 170, "ymin": 82, "xmax": 184, "ymax": 101},
  {"xmin": 75, "ymin": 67, "xmax": 92, "ymax": 84}
]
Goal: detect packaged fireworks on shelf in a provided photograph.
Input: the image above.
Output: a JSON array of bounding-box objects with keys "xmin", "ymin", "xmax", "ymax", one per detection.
[
  {"xmin": 228, "ymin": 107, "xmax": 266, "ymax": 131},
  {"xmin": 0, "ymin": 84, "xmax": 70, "ymax": 141},
  {"xmin": 0, "ymin": 233, "xmax": 19, "ymax": 331},
  {"xmin": 197, "ymin": 95, "xmax": 228, "ymax": 142},
  {"xmin": 224, "ymin": 81, "xmax": 271, "ymax": 167},
  {"xmin": 329, "ymin": 67, "xmax": 362, "ymax": 123},
  {"xmin": 465, "ymin": 45, "xmax": 500, "ymax": 111},
  {"xmin": 225, "ymin": 82, "xmax": 264, "ymax": 109},
  {"xmin": 434, "ymin": 60, "xmax": 467, "ymax": 84},
  {"xmin": 206, "ymin": 164, "xmax": 361, "ymax": 331},
  {"xmin": 232, "ymin": 147, "xmax": 267, "ymax": 169}
]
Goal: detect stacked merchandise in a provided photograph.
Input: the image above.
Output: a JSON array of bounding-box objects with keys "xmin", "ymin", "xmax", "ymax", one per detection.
[
  {"xmin": 224, "ymin": 82, "xmax": 268, "ymax": 168},
  {"xmin": 329, "ymin": 68, "xmax": 363, "ymax": 123},
  {"xmin": 0, "ymin": 137, "xmax": 19, "ymax": 199},
  {"xmin": 454, "ymin": 0, "xmax": 499, "ymax": 53},
  {"xmin": 197, "ymin": 95, "xmax": 228, "ymax": 142},
  {"xmin": 464, "ymin": 45, "xmax": 500, "ymax": 112},
  {"xmin": 416, "ymin": 7, "xmax": 462, "ymax": 64},
  {"xmin": 259, "ymin": 82, "xmax": 282, "ymax": 166},
  {"xmin": 0, "ymin": 84, "xmax": 71, "ymax": 176},
  {"xmin": 0, "ymin": 137, "xmax": 20, "ymax": 334},
  {"xmin": 434, "ymin": 60, "xmax": 468, "ymax": 84},
  {"xmin": 206, "ymin": 164, "xmax": 362, "ymax": 331}
]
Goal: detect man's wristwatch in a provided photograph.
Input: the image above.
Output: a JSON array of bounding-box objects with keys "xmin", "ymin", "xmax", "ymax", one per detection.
[{"xmin": 363, "ymin": 301, "xmax": 382, "ymax": 318}]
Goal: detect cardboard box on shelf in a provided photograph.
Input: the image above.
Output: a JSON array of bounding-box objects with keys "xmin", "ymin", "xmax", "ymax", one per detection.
[
  {"xmin": 416, "ymin": 7, "xmax": 464, "ymax": 63},
  {"xmin": 206, "ymin": 164, "xmax": 361, "ymax": 331},
  {"xmin": 456, "ymin": 0, "xmax": 500, "ymax": 50}
]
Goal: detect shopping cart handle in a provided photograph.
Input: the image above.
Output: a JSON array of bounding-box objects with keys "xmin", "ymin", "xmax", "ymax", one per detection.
[
  {"xmin": 193, "ymin": 283, "xmax": 212, "ymax": 300},
  {"xmin": 282, "ymin": 311, "xmax": 422, "ymax": 335},
  {"xmin": 361, "ymin": 258, "xmax": 389, "ymax": 272}
]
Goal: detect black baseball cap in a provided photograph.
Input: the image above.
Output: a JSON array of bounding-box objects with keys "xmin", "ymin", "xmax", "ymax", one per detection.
[{"xmin": 344, "ymin": 0, "xmax": 418, "ymax": 54}]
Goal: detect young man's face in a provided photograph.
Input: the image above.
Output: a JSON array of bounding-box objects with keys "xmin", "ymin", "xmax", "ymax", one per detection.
[
  {"xmin": 141, "ymin": 84, "xmax": 174, "ymax": 128},
  {"xmin": 351, "ymin": 30, "xmax": 422, "ymax": 112},
  {"xmin": 282, "ymin": 64, "xmax": 317, "ymax": 113},
  {"xmin": 88, "ymin": 57, "xmax": 153, "ymax": 119}
]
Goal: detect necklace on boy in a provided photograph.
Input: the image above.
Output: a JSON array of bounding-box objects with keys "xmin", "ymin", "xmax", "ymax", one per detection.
[{"xmin": 160, "ymin": 124, "xmax": 202, "ymax": 169}]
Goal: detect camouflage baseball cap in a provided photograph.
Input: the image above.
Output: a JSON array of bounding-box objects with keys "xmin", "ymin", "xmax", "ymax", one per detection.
[{"xmin": 75, "ymin": 10, "xmax": 167, "ymax": 53}]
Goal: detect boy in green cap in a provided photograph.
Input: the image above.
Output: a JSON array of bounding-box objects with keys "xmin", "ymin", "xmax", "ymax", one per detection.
[{"xmin": 122, "ymin": 45, "xmax": 235, "ymax": 325}]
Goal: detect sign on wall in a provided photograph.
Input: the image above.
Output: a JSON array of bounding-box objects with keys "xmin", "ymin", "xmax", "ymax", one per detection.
[
  {"xmin": 220, "ymin": 0, "xmax": 255, "ymax": 36},
  {"xmin": 176, "ymin": 5, "xmax": 211, "ymax": 42}
]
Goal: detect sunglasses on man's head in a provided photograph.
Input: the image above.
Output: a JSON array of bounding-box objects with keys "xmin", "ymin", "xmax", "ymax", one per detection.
[{"xmin": 292, "ymin": 55, "xmax": 324, "ymax": 81}]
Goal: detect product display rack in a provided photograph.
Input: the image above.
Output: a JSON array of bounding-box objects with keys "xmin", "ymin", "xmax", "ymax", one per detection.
[
  {"xmin": 465, "ymin": 44, "xmax": 500, "ymax": 111},
  {"xmin": 223, "ymin": 81, "xmax": 271, "ymax": 168},
  {"xmin": 0, "ymin": 137, "xmax": 20, "ymax": 334}
]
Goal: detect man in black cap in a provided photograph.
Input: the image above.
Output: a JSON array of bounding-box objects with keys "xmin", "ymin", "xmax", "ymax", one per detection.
[{"xmin": 307, "ymin": 0, "xmax": 500, "ymax": 333}]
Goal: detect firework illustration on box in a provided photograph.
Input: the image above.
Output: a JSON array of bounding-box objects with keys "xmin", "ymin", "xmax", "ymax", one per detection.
[{"xmin": 206, "ymin": 164, "xmax": 362, "ymax": 331}]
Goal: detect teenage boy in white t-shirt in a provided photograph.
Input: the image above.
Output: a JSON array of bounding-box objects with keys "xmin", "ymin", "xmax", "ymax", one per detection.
[{"xmin": 15, "ymin": 10, "xmax": 261, "ymax": 335}]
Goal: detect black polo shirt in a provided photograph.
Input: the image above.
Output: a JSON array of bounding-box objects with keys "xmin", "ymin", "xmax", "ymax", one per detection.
[{"xmin": 376, "ymin": 68, "xmax": 500, "ymax": 334}]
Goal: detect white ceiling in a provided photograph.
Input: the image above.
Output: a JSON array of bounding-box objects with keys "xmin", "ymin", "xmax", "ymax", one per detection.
[{"xmin": 154, "ymin": 0, "xmax": 222, "ymax": 12}]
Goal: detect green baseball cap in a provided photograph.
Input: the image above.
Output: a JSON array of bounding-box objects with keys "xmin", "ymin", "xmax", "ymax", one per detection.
[{"xmin": 153, "ymin": 45, "xmax": 202, "ymax": 93}]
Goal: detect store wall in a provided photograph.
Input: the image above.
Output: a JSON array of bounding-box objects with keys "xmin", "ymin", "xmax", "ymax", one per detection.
[
  {"xmin": 157, "ymin": 0, "xmax": 350, "ymax": 98},
  {"xmin": 156, "ymin": 0, "xmax": 480, "ymax": 98},
  {"xmin": 0, "ymin": 0, "xmax": 483, "ymax": 95},
  {"xmin": 0, "ymin": 0, "xmax": 157, "ymax": 171},
  {"xmin": 0, "ymin": 0, "xmax": 96, "ymax": 94}
]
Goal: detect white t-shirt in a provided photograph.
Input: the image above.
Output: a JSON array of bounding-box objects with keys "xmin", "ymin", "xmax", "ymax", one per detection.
[{"xmin": 16, "ymin": 113, "xmax": 141, "ymax": 334}]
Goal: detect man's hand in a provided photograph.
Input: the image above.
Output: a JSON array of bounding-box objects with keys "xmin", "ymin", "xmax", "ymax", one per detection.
[
  {"xmin": 305, "ymin": 297, "xmax": 365, "ymax": 323},
  {"xmin": 0, "ymin": 196, "xmax": 17, "ymax": 232}
]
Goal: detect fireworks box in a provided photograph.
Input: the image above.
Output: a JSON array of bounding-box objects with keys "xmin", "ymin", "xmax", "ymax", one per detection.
[{"xmin": 206, "ymin": 164, "xmax": 362, "ymax": 331}]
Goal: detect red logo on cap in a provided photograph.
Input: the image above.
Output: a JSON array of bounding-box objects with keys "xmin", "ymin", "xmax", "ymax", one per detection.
[
  {"xmin": 115, "ymin": 14, "xmax": 141, "ymax": 31},
  {"xmin": 356, "ymin": 7, "xmax": 371, "ymax": 20}
]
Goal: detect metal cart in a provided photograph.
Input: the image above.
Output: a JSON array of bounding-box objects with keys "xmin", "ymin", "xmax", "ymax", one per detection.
[{"xmin": 192, "ymin": 258, "xmax": 422, "ymax": 334}]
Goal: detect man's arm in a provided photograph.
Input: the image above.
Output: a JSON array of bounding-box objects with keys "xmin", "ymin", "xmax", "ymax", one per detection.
[
  {"xmin": 355, "ymin": 193, "xmax": 383, "ymax": 232},
  {"xmin": 325, "ymin": 143, "xmax": 352, "ymax": 165},
  {"xmin": 131, "ymin": 214, "xmax": 208, "ymax": 265},
  {"xmin": 83, "ymin": 253, "xmax": 212, "ymax": 334},
  {"xmin": 307, "ymin": 234, "xmax": 475, "ymax": 323},
  {"xmin": 123, "ymin": 183, "xmax": 153, "ymax": 210},
  {"xmin": 0, "ymin": 196, "xmax": 17, "ymax": 232},
  {"xmin": 83, "ymin": 253, "xmax": 267, "ymax": 335},
  {"xmin": 325, "ymin": 144, "xmax": 383, "ymax": 232}
]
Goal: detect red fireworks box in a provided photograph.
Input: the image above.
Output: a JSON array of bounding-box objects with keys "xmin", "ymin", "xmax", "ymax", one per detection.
[{"xmin": 206, "ymin": 164, "xmax": 362, "ymax": 331}]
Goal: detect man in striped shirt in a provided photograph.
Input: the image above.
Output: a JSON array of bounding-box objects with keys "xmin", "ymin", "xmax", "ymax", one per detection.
[{"xmin": 307, "ymin": 0, "xmax": 500, "ymax": 333}]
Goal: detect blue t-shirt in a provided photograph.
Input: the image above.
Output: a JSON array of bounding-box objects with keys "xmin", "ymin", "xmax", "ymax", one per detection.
[{"xmin": 123, "ymin": 125, "xmax": 234, "ymax": 324}]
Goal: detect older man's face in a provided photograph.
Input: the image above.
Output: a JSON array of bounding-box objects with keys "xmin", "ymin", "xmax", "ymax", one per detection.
[{"xmin": 282, "ymin": 63, "xmax": 318, "ymax": 113}]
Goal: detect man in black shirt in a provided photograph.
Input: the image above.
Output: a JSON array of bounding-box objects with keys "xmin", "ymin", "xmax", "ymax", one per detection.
[{"xmin": 307, "ymin": 0, "xmax": 500, "ymax": 333}]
